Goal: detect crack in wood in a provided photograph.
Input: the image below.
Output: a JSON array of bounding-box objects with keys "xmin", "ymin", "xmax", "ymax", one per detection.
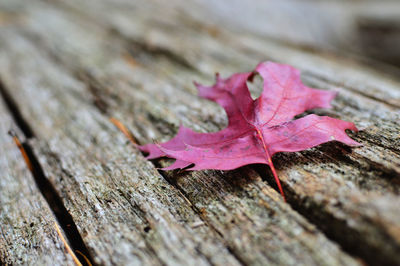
[
  {"xmin": 0, "ymin": 79, "xmax": 95, "ymax": 266},
  {"xmin": 303, "ymin": 71, "xmax": 400, "ymax": 109},
  {"xmin": 6, "ymin": 34, "xmax": 220, "ymax": 263},
  {"xmin": 356, "ymin": 134, "xmax": 400, "ymax": 155},
  {"xmin": 0, "ymin": 80, "xmax": 35, "ymax": 138},
  {"xmin": 19, "ymin": 143, "xmax": 95, "ymax": 266},
  {"xmin": 74, "ymin": 72, "xmax": 110, "ymax": 115},
  {"xmin": 36, "ymin": 0, "xmax": 198, "ymax": 73},
  {"xmin": 30, "ymin": 37, "xmax": 399, "ymax": 263},
  {"xmin": 125, "ymin": 37, "xmax": 197, "ymax": 71},
  {"xmin": 153, "ymin": 166, "xmax": 247, "ymax": 266},
  {"xmin": 253, "ymin": 164, "xmax": 400, "ymax": 266},
  {"xmin": 8, "ymin": 3, "xmax": 398, "ymax": 263},
  {"xmin": 140, "ymin": 106, "xmax": 398, "ymax": 260},
  {"xmin": 287, "ymin": 193, "xmax": 400, "ymax": 266},
  {"xmin": 107, "ymin": 98, "xmax": 398, "ymax": 265}
]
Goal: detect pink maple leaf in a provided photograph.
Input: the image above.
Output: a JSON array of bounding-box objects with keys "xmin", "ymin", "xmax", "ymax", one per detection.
[{"xmin": 140, "ymin": 62, "xmax": 360, "ymax": 200}]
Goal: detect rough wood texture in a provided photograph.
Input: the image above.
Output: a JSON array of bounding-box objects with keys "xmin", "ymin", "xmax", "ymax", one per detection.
[
  {"xmin": 0, "ymin": 0, "xmax": 399, "ymax": 265},
  {"xmin": 190, "ymin": 0, "xmax": 400, "ymax": 67},
  {"xmin": 0, "ymin": 93, "xmax": 74, "ymax": 265}
]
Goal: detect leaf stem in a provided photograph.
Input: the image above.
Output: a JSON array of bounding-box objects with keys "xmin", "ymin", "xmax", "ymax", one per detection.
[{"xmin": 255, "ymin": 128, "xmax": 286, "ymax": 201}]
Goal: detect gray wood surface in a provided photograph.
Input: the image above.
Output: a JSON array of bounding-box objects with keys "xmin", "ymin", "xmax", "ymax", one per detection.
[
  {"xmin": 0, "ymin": 93, "xmax": 74, "ymax": 265},
  {"xmin": 190, "ymin": 0, "xmax": 400, "ymax": 67},
  {"xmin": 0, "ymin": 0, "xmax": 399, "ymax": 265}
]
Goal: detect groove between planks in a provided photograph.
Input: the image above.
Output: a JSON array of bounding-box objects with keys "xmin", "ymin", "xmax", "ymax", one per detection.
[{"xmin": 0, "ymin": 0, "xmax": 399, "ymax": 265}]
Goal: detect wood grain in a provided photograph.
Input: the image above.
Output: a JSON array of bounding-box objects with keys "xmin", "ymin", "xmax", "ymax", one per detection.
[
  {"xmin": 0, "ymin": 90, "xmax": 74, "ymax": 265},
  {"xmin": 0, "ymin": 0, "xmax": 399, "ymax": 265}
]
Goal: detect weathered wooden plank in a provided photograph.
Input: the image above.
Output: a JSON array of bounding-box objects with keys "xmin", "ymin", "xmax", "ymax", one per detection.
[
  {"xmin": 189, "ymin": 0, "xmax": 400, "ymax": 67},
  {"xmin": 0, "ymin": 2, "xmax": 363, "ymax": 266},
  {"xmin": 0, "ymin": 30, "xmax": 244, "ymax": 266},
  {"xmin": 52, "ymin": 0, "xmax": 400, "ymax": 196},
  {"xmin": 46, "ymin": 0, "xmax": 400, "ymax": 109},
  {"xmin": 0, "ymin": 93, "xmax": 73, "ymax": 264},
  {"xmin": 16, "ymin": 1, "xmax": 400, "ymax": 265}
]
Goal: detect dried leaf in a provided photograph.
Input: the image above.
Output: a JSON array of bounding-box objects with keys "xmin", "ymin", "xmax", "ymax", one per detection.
[{"xmin": 140, "ymin": 62, "xmax": 360, "ymax": 199}]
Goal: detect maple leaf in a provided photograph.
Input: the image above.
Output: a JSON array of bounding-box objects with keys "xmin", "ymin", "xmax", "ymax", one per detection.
[{"xmin": 139, "ymin": 62, "xmax": 360, "ymax": 200}]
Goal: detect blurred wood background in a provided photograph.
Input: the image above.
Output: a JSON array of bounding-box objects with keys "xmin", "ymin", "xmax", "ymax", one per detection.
[{"xmin": 0, "ymin": 0, "xmax": 399, "ymax": 265}]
